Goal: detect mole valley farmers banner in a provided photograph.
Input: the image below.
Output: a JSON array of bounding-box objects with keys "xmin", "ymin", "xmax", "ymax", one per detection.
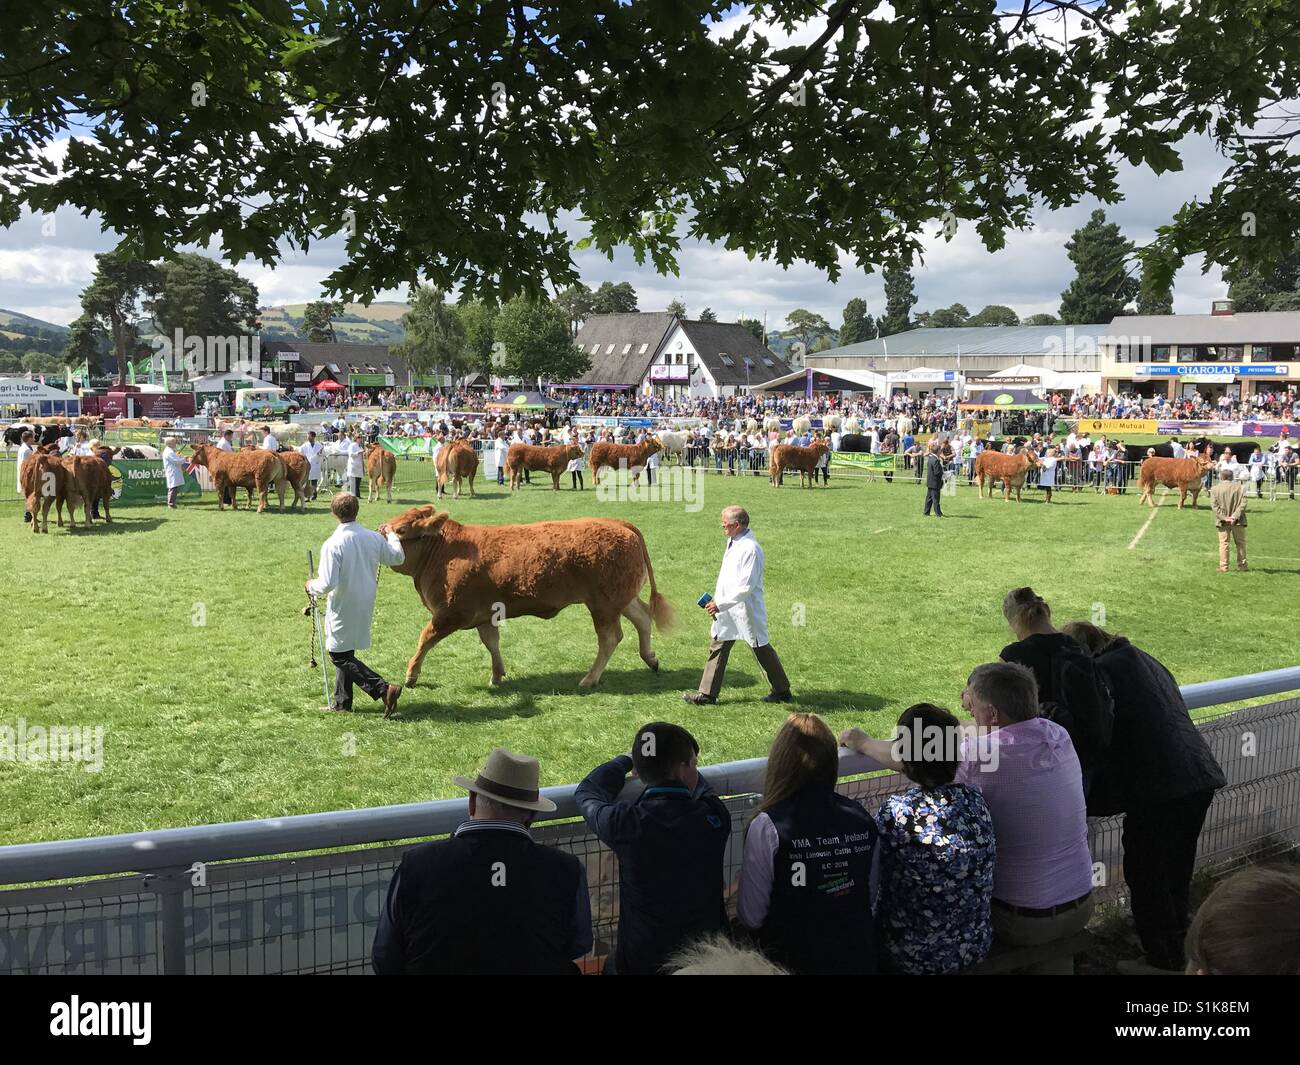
[{"xmin": 107, "ymin": 460, "xmax": 201, "ymax": 504}]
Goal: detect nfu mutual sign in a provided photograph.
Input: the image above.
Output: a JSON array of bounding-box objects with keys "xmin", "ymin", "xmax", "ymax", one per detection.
[{"xmin": 149, "ymin": 330, "xmax": 262, "ymax": 376}]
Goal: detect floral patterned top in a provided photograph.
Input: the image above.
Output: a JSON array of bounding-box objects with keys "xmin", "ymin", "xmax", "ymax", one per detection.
[{"xmin": 875, "ymin": 782, "xmax": 996, "ymax": 974}]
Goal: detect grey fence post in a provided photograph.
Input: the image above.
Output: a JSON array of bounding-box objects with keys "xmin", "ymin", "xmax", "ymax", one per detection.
[{"xmin": 149, "ymin": 867, "xmax": 190, "ymax": 975}]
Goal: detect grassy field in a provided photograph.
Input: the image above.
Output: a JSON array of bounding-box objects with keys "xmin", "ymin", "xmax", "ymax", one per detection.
[{"xmin": 2, "ymin": 462, "xmax": 1297, "ymax": 846}]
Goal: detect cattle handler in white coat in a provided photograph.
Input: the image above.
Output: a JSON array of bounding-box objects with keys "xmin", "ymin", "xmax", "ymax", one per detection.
[
  {"xmin": 682, "ymin": 506, "xmax": 793, "ymax": 706},
  {"xmin": 306, "ymin": 493, "xmax": 406, "ymax": 717}
]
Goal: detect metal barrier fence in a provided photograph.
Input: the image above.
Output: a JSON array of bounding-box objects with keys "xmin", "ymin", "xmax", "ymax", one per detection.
[{"xmin": 1, "ymin": 667, "xmax": 1297, "ymax": 975}]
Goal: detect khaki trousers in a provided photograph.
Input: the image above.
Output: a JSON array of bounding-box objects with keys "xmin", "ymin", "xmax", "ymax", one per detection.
[
  {"xmin": 698, "ymin": 639, "xmax": 790, "ymax": 699},
  {"xmin": 1217, "ymin": 524, "xmax": 1247, "ymax": 570},
  {"xmin": 991, "ymin": 895, "xmax": 1095, "ymax": 975}
]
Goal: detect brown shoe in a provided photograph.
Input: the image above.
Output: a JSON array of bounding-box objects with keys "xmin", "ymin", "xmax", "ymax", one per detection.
[{"xmin": 382, "ymin": 683, "xmax": 402, "ymax": 719}]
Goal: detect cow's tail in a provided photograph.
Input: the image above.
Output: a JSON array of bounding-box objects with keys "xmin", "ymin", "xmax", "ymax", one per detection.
[{"xmin": 630, "ymin": 524, "xmax": 674, "ymax": 630}]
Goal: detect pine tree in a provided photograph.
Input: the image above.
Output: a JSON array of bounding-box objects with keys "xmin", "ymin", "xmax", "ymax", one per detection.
[
  {"xmin": 879, "ymin": 264, "xmax": 917, "ymax": 336},
  {"xmin": 1058, "ymin": 209, "xmax": 1139, "ymax": 323},
  {"xmin": 839, "ymin": 298, "xmax": 872, "ymax": 345}
]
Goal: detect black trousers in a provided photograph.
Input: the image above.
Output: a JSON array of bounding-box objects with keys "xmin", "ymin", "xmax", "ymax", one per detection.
[
  {"xmin": 329, "ymin": 650, "xmax": 390, "ymax": 710},
  {"xmin": 571, "ymin": 471, "xmax": 584, "ymax": 489},
  {"xmin": 923, "ymin": 487, "xmax": 943, "ymax": 516},
  {"xmin": 1122, "ymin": 788, "xmax": 1215, "ymax": 970}
]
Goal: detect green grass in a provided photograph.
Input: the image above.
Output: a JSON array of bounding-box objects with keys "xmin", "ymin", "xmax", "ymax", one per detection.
[{"xmin": 2, "ymin": 464, "xmax": 1298, "ymax": 846}]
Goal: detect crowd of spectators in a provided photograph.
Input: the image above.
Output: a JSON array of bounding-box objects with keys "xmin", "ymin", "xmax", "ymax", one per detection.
[{"xmin": 369, "ymin": 586, "xmax": 1300, "ymax": 976}]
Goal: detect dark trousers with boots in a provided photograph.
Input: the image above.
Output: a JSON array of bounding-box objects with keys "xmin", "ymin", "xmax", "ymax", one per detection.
[
  {"xmin": 697, "ymin": 639, "xmax": 790, "ymax": 699},
  {"xmin": 329, "ymin": 650, "xmax": 390, "ymax": 710},
  {"xmin": 1122, "ymin": 788, "xmax": 1215, "ymax": 970}
]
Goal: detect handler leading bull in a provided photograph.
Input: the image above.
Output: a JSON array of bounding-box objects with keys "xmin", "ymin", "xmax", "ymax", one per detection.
[{"xmin": 306, "ymin": 493, "xmax": 406, "ymax": 718}]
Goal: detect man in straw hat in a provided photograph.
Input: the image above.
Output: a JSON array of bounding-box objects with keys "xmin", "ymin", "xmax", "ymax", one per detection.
[{"xmin": 372, "ymin": 748, "xmax": 592, "ymax": 974}]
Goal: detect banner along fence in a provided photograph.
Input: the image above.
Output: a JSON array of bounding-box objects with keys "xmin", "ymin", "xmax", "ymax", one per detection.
[{"xmin": 0, "ymin": 668, "xmax": 1296, "ymax": 975}]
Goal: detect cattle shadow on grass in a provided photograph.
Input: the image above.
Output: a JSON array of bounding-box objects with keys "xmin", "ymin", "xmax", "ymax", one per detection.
[
  {"xmin": 499, "ymin": 666, "xmax": 707, "ymax": 697},
  {"xmin": 68, "ymin": 517, "xmax": 166, "ymax": 534},
  {"xmin": 390, "ymin": 691, "xmax": 545, "ymax": 723},
  {"xmin": 792, "ymin": 690, "xmax": 888, "ymax": 714}
]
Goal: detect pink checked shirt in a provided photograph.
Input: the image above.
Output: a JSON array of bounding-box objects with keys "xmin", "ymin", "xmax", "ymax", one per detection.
[{"xmin": 956, "ymin": 717, "xmax": 1092, "ymax": 908}]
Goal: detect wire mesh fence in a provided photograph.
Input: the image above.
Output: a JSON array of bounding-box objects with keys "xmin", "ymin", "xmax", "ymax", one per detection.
[{"xmin": 1, "ymin": 695, "xmax": 1295, "ymax": 975}]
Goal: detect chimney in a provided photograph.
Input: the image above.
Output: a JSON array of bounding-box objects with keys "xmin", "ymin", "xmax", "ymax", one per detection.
[{"xmin": 1211, "ymin": 299, "xmax": 1234, "ymax": 316}]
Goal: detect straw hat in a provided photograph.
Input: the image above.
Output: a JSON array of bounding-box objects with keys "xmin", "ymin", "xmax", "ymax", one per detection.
[{"xmin": 453, "ymin": 748, "xmax": 556, "ymax": 812}]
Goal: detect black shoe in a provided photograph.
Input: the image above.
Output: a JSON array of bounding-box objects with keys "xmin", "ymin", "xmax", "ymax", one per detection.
[
  {"xmin": 681, "ymin": 691, "xmax": 716, "ymax": 706},
  {"xmin": 761, "ymin": 691, "xmax": 794, "ymax": 703}
]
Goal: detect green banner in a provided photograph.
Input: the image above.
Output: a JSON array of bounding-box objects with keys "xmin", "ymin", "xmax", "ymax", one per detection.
[
  {"xmin": 106, "ymin": 459, "xmax": 201, "ymax": 504},
  {"xmin": 377, "ymin": 436, "xmax": 436, "ymax": 458},
  {"xmin": 349, "ymin": 373, "xmax": 388, "ymax": 387},
  {"xmin": 831, "ymin": 452, "xmax": 898, "ymax": 470}
]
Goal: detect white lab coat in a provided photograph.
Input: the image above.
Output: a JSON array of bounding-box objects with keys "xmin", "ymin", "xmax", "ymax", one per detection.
[
  {"xmin": 162, "ymin": 447, "xmax": 187, "ymax": 489},
  {"xmin": 215, "ymin": 437, "xmax": 234, "ymax": 453},
  {"xmin": 262, "ymin": 434, "xmax": 280, "ymax": 452},
  {"xmin": 299, "ymin": 441, "xmax": 323, "ymax": 479},
  {"xmin": 710, "ymin": 529, "xmax": 769, "ymax": 647},
  {"xmin": 16, "ymin": 442, "xmax": 33, "ymax": 492},
  {"xmin": 342, "ymin": 440, "xmax": 365, "ymax": 479},
  {"xmin": 307, "ymin": 522, "xmax": 406, "ymax": 652}
]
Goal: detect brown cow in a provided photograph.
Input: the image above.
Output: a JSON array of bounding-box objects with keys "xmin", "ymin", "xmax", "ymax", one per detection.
[
  {"xmin": 189, "ymin": 443, "xmax": 287, "ymax": 512},
  {"xmin": 769, "ymin": 442, "xmax": 829, "ymax": 487},
  {"xmin": 506, "ymin": 442, "xmax": 582, "ymax": 491},
  {"xmin": 60, "ymin": 455, "xmax": 113, "ymax": 526},
  {"xmin": 589, "ymin": 437, "xmax": 662, "ymax": 486},
  {"xmin": 279, "ymin": 450, "xmax": 311, "ymax": 511},
  {"xmin": 366, "ymin": 443, "xmax": 397, "ymax": 503},
  {"xmin": 436, "ymin": 439, "xmax": 480, "ymax": 499},
  {"xmin": 382, "ymin": 505, "xmax": 674, "ymax": 691},
  {"xmin": 22, "ymin": 449, "xmax": 80, "ymax": 533},
  {"xmin": 1138, "ymin": 450, "xmax": 1215, "ymax": 508},
  {"xmin": 974, "ymin": 447, "xmax": 1042, "ymax": 502}
]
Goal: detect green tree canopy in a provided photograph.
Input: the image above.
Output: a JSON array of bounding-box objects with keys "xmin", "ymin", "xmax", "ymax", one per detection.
[
  {"xmin": 7, "ymin": 4, "xmax": 1300, "ymax": 302},
  {"xmin": 494, "ymin": 297, "xmax": 590, "ymax": 383},
  {"xmin": 555, "ymin": 283, "xmax": 593, "ymax": 336},
  {"xmin": 666, "ymin": 299, "xmax": 687, "ymax": 318},
  {"xmin": 301, "ymin": 300, "xmax": 344, "ymax": 343},
  {"xmin": 879, "ymin": 265, "xmax": 917, "ymax": 335},
  {"xmin": 1059, "ymin": 210, "xmax": 1139, "ymax": 324},
  {"xmin": 148, "ymin": 252, "xmax": 259, "ymax": 344},
  {"xmin": 966, "ymin": 304, "xmax": 1020, "ymax": 327},
  {"xmin": 79, "ymin": 253, "xmax": 161, "ymax": 385},
  {"xmin": 589, "ymin": 282, "xmax": 638, "ymax": 315},
  {"xmin": 915, "ymin": 303, "xmax": 970, "ymax": 329},
  {"xmin": 394, "ymin": 286, "xmax": 467, "ymax": 382},
  {"xmin": 838, "ymin": 298, "xmax": 875, "ymax": 345},
  {"xmin": 737, "ymin": 316, "xmax": 765, "ymax": 341},
  {"xmin": 783, "ymin": 309, "xmax": 831, "ymax": 352},
  {"xmin": 1023, "ymin": 313, "xmax": 1060, "ymax": 326},
  {"xmin": 698, "ymin": 307, "xmax": 717, "ymax": 322}
]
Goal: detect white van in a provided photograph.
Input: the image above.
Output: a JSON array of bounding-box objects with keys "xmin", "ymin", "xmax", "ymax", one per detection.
[{"xmin": 235, "ymin": 387, "xmax": 299, "ymax": 418}]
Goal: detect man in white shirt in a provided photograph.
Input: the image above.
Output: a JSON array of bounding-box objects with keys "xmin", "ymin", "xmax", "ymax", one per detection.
[
  {"xmin": 305, "ymin": 493, "xmax": 406, "ymax": 717},
  {"xmin": 16, "ymin": 429, "xmax": 35, "ymax": 523},
  {"xmin": 342, "ymin": 431, "xmax": 366, "ymax": 497},
  {"xmin": 261, "ymin": 425, "xmax": 280, "ymax": 452},
  {"xmin": 299, "ymin": 430, "xmax": 323, "ymax": 501},
  {"xmin": 161, "ymin": 435, "xmax": 188, "ymax": 509},
  {"xmin": 1170, "ymin": 438, "xmax": 1187, "ymax": 459},
  {"xmin": 683, "ymin": 506, "xmax": 792, "ymax": 706}
]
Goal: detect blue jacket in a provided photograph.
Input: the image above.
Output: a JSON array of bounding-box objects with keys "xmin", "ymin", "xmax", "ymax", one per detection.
[{"xmin": 576, "ymin": 755, "xmax": 731, "ymax": 974}]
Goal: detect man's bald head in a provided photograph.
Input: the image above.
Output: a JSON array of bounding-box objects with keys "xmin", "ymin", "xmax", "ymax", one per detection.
[{"xmin": 721, "ymin": 506, "xmax": 749, "ymax": 529}]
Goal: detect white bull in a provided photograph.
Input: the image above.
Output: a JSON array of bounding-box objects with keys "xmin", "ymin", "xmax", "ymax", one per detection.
[{"xmin": 656, "ymin": 430, "xmax": 692, "ymax": 464}]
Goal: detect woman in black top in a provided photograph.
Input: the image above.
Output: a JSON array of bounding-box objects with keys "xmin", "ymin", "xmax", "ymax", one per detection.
[
  {"xmin": 997, "ymin": 586, "xmax": 1078, "ymax": 704},
  {"xmin": 1060, "ymin": 621, "xmax": 1225, "ymax": 976}
]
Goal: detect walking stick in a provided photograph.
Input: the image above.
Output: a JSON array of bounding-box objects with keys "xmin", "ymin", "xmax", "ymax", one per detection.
[{"xmin": 306, "ymin": 550, "xmax": 332, "ymax": 706}]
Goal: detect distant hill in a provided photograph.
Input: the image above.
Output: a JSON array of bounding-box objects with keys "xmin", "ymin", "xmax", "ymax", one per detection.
[
  {"xmin": 259, "ymin": 301, "xmax": 410, "ymax": 344},
  {"xmin": 0, "ymin": 309, "xmax": 70, "ymax": 357}
]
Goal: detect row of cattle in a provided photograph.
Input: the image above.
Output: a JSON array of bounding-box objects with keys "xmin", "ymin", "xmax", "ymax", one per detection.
[
  {"xmin": 188, "ymin": 443, "xmax": 400, "ymax": 512},
  {"xmin": 20, "ymin": 445, "xmax": 116, "ymax": 532},
  {"xmin": 970, "ymin": 445, "xmax": 1219, "ymax": 507}
]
